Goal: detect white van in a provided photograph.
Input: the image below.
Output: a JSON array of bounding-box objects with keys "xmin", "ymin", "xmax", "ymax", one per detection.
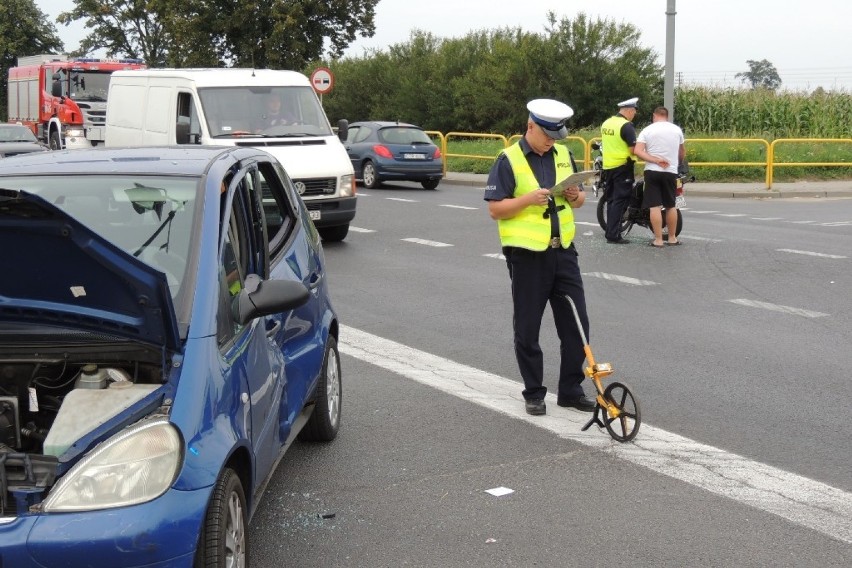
[{"xmin": 105, "ymin": 68, "xmax": 356, "ymax": 241}]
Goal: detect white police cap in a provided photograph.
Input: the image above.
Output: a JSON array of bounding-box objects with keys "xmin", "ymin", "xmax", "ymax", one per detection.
[
  {"xmin": 617, "ymin": 97, "xmax": 639, "ymax": 108},
  {"xmin": 527, "ymin": 98, "xmax": 574, "ymax": 140}
]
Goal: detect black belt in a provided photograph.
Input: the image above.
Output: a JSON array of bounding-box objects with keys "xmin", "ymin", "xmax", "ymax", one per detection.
[{"xmin": 502, "ymin": 241, "xmax": 573, "ymax": 255}]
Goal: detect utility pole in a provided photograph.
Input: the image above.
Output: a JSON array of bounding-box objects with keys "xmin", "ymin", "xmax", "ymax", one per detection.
[{"xmin": 665, "ymin": 0, "xmax": 676, "ymax": 120}]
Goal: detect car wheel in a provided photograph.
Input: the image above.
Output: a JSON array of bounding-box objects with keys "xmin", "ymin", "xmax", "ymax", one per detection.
[
  {"xmin": 49, "ymin": 130, "xmax": 61, "ymax": 150},
  {"xmin": 318, "ymin": 224, "xmax": 349, "ymax": 242},
  {"xmin": 195, "ymin": 468, "xmax": 248, "ymax": 568},
  {"xmin": 298, "ymin": 335, "xmax": 342, "ymax": 442},
  {"xmin": 421, "ymin": 179, "xmax": 440, "ymax": 190},
  {"xmin": 362, "ymin": 160, "xmax": 380, "ymax": 189}
]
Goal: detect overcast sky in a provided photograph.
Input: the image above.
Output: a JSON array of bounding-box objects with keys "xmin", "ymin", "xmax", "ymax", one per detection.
[{"xmin": 39, "ymin": 0, "xmax": 852, "ymax": 91}]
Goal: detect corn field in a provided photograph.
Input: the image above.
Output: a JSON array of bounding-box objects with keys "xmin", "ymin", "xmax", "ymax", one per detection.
[{"xmin": 675, "ymin": 87, "xmax": 852, "ymax": 139}]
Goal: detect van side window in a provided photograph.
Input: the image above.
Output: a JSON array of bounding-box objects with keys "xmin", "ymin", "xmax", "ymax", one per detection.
[{"xmin": 176, "ymin": 92, "xmax": 200, "ymax": 144}]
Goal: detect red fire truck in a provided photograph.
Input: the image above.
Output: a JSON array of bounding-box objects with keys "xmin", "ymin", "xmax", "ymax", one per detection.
[{"xmin": 7, "ymin": 54, "xmax": 146, "ymax": 150}]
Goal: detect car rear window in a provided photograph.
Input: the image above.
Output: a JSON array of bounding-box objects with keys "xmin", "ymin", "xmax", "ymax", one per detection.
[{"xmin": 378, "ymin": 127, "xmax": 432, "ymax": 145}]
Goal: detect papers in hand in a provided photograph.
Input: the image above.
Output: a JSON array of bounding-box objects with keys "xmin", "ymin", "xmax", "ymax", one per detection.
[{"xmin": 548, "ymin": 170, "xmax": 597, "ymax": 195}]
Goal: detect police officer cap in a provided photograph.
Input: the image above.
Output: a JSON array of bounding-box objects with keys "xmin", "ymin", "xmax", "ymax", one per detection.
[
  {"xmin": 617, "ymin": 97, "xmax": 639, "ymax": 108},
  {"xmin": 527, "ymin": 98, "xmax": 574, "ymax": 140}
]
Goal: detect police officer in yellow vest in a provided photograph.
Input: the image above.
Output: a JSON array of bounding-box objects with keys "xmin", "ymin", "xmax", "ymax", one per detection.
[
  {"xmin": 600, "ymin": 97, "xmax": 639, "ymax": 243},
  {"xmin": 484, "ymin": 99, "xmax": 596, "ymax": 416}
]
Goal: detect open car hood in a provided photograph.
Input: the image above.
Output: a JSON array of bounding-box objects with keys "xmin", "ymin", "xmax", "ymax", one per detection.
[{"xmin": 0, "ymin": 189, "xmax": 181, "ymax": 351}]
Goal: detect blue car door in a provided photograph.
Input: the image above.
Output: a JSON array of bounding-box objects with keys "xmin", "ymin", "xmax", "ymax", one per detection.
[
  {"xmin": 219, "ymin": 170, "xmax": 287, "ymax": 480},
  {"xmin": 253, "ymin": 160, "xmax": 326, "ymax": 430}
]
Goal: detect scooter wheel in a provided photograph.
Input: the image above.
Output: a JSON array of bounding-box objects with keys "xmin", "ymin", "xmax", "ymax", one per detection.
[
  {"xmin": 662, "ymin": 208, "xmax": 683, "ymax": 238},
  {"xmin": 601, "ymin": 381, "xmax": 641, "ymax": 442}
]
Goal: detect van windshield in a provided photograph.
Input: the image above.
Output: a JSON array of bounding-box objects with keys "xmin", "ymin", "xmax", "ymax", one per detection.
[{"xmin": 198, "ymin": 86, "xmax": 333, "ymax": 138}]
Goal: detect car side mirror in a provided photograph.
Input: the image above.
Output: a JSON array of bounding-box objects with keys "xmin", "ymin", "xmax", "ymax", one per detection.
[
  {"xmin": 231, "ymin": 274, "xmax": 310, "ymax": 325},
  {"xmin": 337, "ymin": 119, "xmax": 349, "ymax": 142}
]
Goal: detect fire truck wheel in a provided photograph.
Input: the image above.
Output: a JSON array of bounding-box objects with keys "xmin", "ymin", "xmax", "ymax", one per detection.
[{"xmin": 49, "ymin": 130, "xmax": 61, "ymax": 150}]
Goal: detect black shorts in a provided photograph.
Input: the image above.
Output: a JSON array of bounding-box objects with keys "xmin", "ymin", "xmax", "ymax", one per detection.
[{"xmin": 641, "ymin": 170, "xmax": 678, "ymax": 209}]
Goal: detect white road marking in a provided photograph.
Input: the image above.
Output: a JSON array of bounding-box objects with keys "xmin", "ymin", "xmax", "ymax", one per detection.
[
  {"xmin": 402, "ymin": 238, "xmax": 453, "ymax": 247},
  {"xmin": 575, "ymin": 221, "xmax": 599, "ymax": 227},
  {"xmin": 752, "ymin": 217, "xmax": 784, "ymax": 221},
  {"xmin": 728, "ymin": 299, "xmax": 829, "ymax": 318},
  {"xmin": 349, "ymin": 226, "xmax": 376, "ymax": 233},
  {"xmin": 387, "ymin": 197, "xmax": 419, "ymax": 202},
  {"xmin": 821, "ymin": 221, "xmax": 852, "ymax": 226},
  {"xmin": 777, "ymin": 249, "xmax": 847, "ymax": 259},
  {"xmin": 483, "ymin": 253, "xmax": 505, "ymax": 260},
  {"xmin": 791, "ymin": 220, "xmax": 816, "ymax": 224},
  {"xmin": 357, "ymin": 192, "xmax": 371, "ymax": 197},
  {"xmin": 688, "ymin": 210, "xmax": 720, "ymax": 214},
  {"xmin": 715, "ymin": 213, "xmax": 749, "ymax": 217},
  {"xmin": 680, "ymin": 235, "xmax": 723, "ymax": 242},
  {"xmin": 582, "ymin": 272, "xmax": 659, "ymax": 286},
  {"xmin": 340, "ymin": 325, "xmax": 852, "ymax": 545},
  {"xmin": 440, "ymin": 204, "xmax": 478, "ymax": 210}
]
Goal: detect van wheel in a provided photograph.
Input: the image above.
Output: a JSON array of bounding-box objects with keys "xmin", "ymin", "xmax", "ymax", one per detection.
[
  {"xmin": 299, "ymin": 336, "xmax": 342, "ymax": 442},
  {"xmin": 194, "ymin": 468, "xmax": 248, "ymax": 568},
  {"xmin": 318, "ymin": 224, "xmax": 349, "ymax": 242},
  {"xmin": 362, "ymin": 160, "xmax": 380, "ymax": 189},
  {"xmin": 49, "ymin": 130, "xmax": 61, "ymax": 150}
]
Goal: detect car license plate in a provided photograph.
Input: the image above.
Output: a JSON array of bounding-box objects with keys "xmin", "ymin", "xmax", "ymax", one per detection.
[
  {"xmin": 309, "ymin": 210, "xmax": 321, "ymax": 221},
  {"xmin": 675, "ymin": 195, "xmax": 686, "ymax": 208},
  {"xmin": 403, "ymin": 153, "xmax": 426, "ymax": 160}
]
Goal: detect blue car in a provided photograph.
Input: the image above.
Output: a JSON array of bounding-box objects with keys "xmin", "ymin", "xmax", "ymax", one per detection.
[
  {"xmin": 344, "ymin": 121, "xmax": 443, "ymax": 189},
  {"xmin": 0, "ymin": 146, "xmax": 341, "ymax": 566}
]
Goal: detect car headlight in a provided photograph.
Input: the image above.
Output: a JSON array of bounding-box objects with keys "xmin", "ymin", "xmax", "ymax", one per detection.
[
  {"xmin": 338, "ymin": 174, "xmax": 355, "ymax": 197},
  {"xmin": 43, "ymin": 419, "xmax": 183, "ymax": 512}
]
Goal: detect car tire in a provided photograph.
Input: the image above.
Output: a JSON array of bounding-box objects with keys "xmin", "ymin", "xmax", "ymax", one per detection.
[
  {"xmin": 49, "ymin": 130, "xmax": 61, "ymax": 150},
  {"xmin": 194, "ymin": 468, "xmax": 248, "ymax": 568},
  {"xmin": 421, "ymin": 179, "xmax": 440, "ymax": 190},
  {"xmin": 298, "ymin": 335, "xmax": 342, "ymax": 442},
  {"xmin": 362, "ymin": 160, "xmax": 380, "ymax": 189},
  {"xmin": 318, "ymin": 224, "xmax": 349, "ymax": 242}
]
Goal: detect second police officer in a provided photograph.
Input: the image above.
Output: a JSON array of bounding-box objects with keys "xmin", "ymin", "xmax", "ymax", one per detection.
[{"xmin": 600, "ymin": 97, "xmax": 639, "ymax": 244}]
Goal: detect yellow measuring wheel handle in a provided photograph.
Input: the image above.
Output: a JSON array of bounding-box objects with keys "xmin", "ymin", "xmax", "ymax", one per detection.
[{"xmin": 582, "ymin": 345, "xmax": 620, "ymax": 418}]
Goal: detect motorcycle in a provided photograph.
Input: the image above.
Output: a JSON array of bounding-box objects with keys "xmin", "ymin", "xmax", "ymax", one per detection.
[{"xmin": 590, "ymin": 141, "xmax": 693, "ymax": 241}]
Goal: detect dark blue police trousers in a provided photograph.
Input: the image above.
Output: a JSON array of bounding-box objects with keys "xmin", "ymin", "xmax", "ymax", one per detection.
[{"xmin": 503, "ymin": 243, "xmax": 589, "ymax": 402}]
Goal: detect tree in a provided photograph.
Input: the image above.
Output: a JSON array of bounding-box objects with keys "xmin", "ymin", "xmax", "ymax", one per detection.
[
  {"xmin": 56, "ymin": 1, "xmax": 169, "ymax": 64},
  {"xmin": 57, "ymin": 0, "xmax": 379, "ymax": 69},
  {"xmin": 324, "ymin": 12, "xmax": 664, "ymax": 133},
  {"xmin": 0, "ymin": 0, "xmax": 64, "ymax": 120},
  {"xmin": 543, "ymin": 12, "xmax": 663, "ymax": 129},
  {"xmin": 735, "ymin": 59, "xmax": 782, "ymax": 90}
]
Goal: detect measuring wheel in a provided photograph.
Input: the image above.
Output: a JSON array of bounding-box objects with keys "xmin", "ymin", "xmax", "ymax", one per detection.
[{"xmin": 601, "ymin": 381, "xmax": 641, "ymax": 442}]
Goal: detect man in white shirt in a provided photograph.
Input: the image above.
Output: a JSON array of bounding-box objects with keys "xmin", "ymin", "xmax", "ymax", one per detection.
[{"xmin": 633, "ymin": 107, "xmax": 685, "ymax": 247}]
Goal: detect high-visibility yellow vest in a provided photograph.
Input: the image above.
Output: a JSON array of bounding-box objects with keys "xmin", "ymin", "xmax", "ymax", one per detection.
[
  {"xmin": 497, "ymin": 143, "xmax": 576, "ymax": 251},
  {"xmin": 601, "ymin": 114, "xmax": 632, "ymax": 169}
]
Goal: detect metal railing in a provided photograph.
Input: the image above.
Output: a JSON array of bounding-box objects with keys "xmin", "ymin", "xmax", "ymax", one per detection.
[
  {"xmin": 768, "ymin": 138, "xmax": 852, "ymax": 187},
  {"xmin": 426, "ymin": 132, "xmax": 851, "ymax": 189}
]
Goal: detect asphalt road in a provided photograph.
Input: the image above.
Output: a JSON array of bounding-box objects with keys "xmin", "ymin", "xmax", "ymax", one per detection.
[{"xmin": 248, "ymin": 181, "xmax": 852, "ymax": 566}]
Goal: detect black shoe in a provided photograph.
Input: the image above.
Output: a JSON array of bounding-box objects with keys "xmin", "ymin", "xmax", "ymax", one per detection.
[
  {"xmin": 557, "ymin": 395, "xmax": 596, "ymax": 412},
  {"xmin": 606, "ymin": 237, "xmax": 630, "ymax": 244},
  {"xmin": 525, "ymin": 399, "xmax": 546, "ymax": 416}
]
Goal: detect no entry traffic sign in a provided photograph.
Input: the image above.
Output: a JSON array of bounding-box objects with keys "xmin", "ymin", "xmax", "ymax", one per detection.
[{"xmin": 310, "ymin": 67, "xmax": 334, "ymax": 95}]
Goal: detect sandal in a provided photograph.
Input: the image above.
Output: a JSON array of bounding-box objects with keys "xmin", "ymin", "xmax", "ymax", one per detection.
[
  {"xmin": 648, "ymin": 241, "xmax": 664, "ymax": 248},
  {"xmin": 665, "ymin": 240, "xmax": 682, "ymax": 246}
]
